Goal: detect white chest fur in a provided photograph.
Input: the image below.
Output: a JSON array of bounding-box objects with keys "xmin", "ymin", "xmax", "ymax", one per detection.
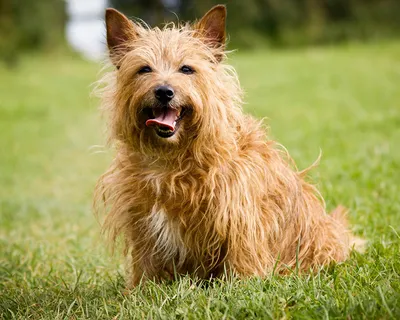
[{"xmin": 146, "ymin": 205, "xmax": 187, "ymax": 266}]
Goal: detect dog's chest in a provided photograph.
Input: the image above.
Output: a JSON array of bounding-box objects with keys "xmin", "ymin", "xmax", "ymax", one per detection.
[{"xmin": 147, "ymin": 205, "xmax": 187, "ymax": 263}]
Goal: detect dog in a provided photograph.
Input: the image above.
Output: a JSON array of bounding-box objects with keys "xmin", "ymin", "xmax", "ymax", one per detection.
[{"xmin": 95, "ymin": 5, "xmax": 360, "ymax": 288}]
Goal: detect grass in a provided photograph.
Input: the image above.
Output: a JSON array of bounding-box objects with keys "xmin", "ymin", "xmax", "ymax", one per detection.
[{"xmin": 1, "ymin": 41, "xmax": 400, "ymax": 319}]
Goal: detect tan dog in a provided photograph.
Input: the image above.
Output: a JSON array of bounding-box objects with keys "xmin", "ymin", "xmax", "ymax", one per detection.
[{"xmin": 95, "ymin": 5, "xmax": 359, "ymax": 287}]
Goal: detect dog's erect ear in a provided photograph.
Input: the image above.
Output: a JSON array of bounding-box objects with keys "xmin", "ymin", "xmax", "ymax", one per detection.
[
  {"xmin": 105, "ymin": 8, "xmax": 137, "ymax": 67},
  {"xmin": 196, "ymin": 5, "xmax": 226, "ymax": 60}
]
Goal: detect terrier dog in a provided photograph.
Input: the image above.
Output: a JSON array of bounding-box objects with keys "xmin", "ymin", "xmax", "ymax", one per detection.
[{"xmin": 96, "ymin": 5, "xmax": 359, "ymax": 287}]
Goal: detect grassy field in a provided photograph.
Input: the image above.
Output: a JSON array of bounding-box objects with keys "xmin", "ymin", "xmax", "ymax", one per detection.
[{"xmin": 1, "ymin": 41, "xmax": 400, "ymax": 319}]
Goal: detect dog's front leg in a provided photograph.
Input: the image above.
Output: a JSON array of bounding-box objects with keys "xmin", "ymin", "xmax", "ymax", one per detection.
[{"xmin": 125, "ymin": 250, "xmax": 175, "ymax": 287}]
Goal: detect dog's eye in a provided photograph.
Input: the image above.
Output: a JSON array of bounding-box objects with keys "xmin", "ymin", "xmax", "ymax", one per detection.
[
  {"xmin": 138, "ymin": 66, "xmax": 152, "ymax": 74},
  {"xmin": 180, "ymin": 65, "xmax": 194, "ymax": 75}
]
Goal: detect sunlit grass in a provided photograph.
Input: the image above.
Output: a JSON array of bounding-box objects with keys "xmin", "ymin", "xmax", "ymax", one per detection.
[{"xmin": 1, "ymin": 42, "xmax": 400, "ymax": 319}]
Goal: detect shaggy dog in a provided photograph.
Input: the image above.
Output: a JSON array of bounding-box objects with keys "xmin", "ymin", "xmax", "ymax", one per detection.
[{"xmin": 95, "ymin": 5, "xmax": 359, "ymax": 287}]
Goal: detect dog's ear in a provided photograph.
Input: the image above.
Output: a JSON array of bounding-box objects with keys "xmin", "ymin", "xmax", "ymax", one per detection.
[
  {"xmin": 105, "ymin": 8, "xmax": 137, "ymax": 68},
  {"xmin": 196, "ymin": 5, "xmax": 226, "ymax": 61}
]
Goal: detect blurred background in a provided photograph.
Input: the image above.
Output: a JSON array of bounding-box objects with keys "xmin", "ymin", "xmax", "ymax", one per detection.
[
  {"xmin": 1, "ymin": 1, "xmax": 400, "ymax": 317},
  {"xmin": 1, "ymin": 0, "xmax": 400, "ymax": 63}
]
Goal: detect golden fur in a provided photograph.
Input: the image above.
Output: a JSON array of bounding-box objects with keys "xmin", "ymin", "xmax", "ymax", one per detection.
[{"xmin": 95, "ymin": 5, "xmax": 358, "ymax": 287}]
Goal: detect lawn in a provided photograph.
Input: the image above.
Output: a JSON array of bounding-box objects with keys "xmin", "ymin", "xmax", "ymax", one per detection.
[{"xmin": 1, "ymin": 41, "xmax": 400, "ymax": 319}]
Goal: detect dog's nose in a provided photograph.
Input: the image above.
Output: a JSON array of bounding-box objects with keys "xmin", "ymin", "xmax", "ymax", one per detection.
[{"xmin": 154, "ymin": 85, "xmax": 174, "ymax": 104}]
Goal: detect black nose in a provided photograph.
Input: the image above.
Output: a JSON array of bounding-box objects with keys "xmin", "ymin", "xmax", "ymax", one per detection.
[{"xmin": 154, "ymin": 85, "xmax": 174, "ymax": 104}]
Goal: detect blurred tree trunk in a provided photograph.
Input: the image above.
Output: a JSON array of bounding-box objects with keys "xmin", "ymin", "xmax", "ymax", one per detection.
[{"xmin": 305, "ymin": 0, "xmax": 326, "ymax": 42}]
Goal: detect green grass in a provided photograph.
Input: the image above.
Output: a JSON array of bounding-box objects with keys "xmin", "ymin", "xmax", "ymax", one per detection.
[{"xmin": 1, "ymin": 41, "xmax": 400, "ymax": 319}]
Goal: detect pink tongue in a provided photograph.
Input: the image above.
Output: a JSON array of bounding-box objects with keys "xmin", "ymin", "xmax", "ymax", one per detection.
[{"xmin": 145, "ymin": 108, "xmax": 179, "ymax": 131}]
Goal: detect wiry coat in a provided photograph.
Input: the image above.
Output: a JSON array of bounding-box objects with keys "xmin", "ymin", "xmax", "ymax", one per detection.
[{"xmin": 95, "ymin": 6, "xmax": 355, "ymax": 287}]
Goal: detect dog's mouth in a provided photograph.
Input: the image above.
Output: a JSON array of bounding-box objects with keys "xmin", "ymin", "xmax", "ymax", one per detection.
[{"xmin": 143, "ymin": 106, "xmax": 187, "ymax": 138}]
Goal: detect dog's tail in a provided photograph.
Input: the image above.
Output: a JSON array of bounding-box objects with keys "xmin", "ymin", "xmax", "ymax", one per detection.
[{"xmin": 331, "ymin": 205, "xmax": 366, "ymax": 253}]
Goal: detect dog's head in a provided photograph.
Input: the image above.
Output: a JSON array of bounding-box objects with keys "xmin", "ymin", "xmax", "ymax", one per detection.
[{"xmin": 103, "ymin": 5, "xmax": 242, "ymax": 157}]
